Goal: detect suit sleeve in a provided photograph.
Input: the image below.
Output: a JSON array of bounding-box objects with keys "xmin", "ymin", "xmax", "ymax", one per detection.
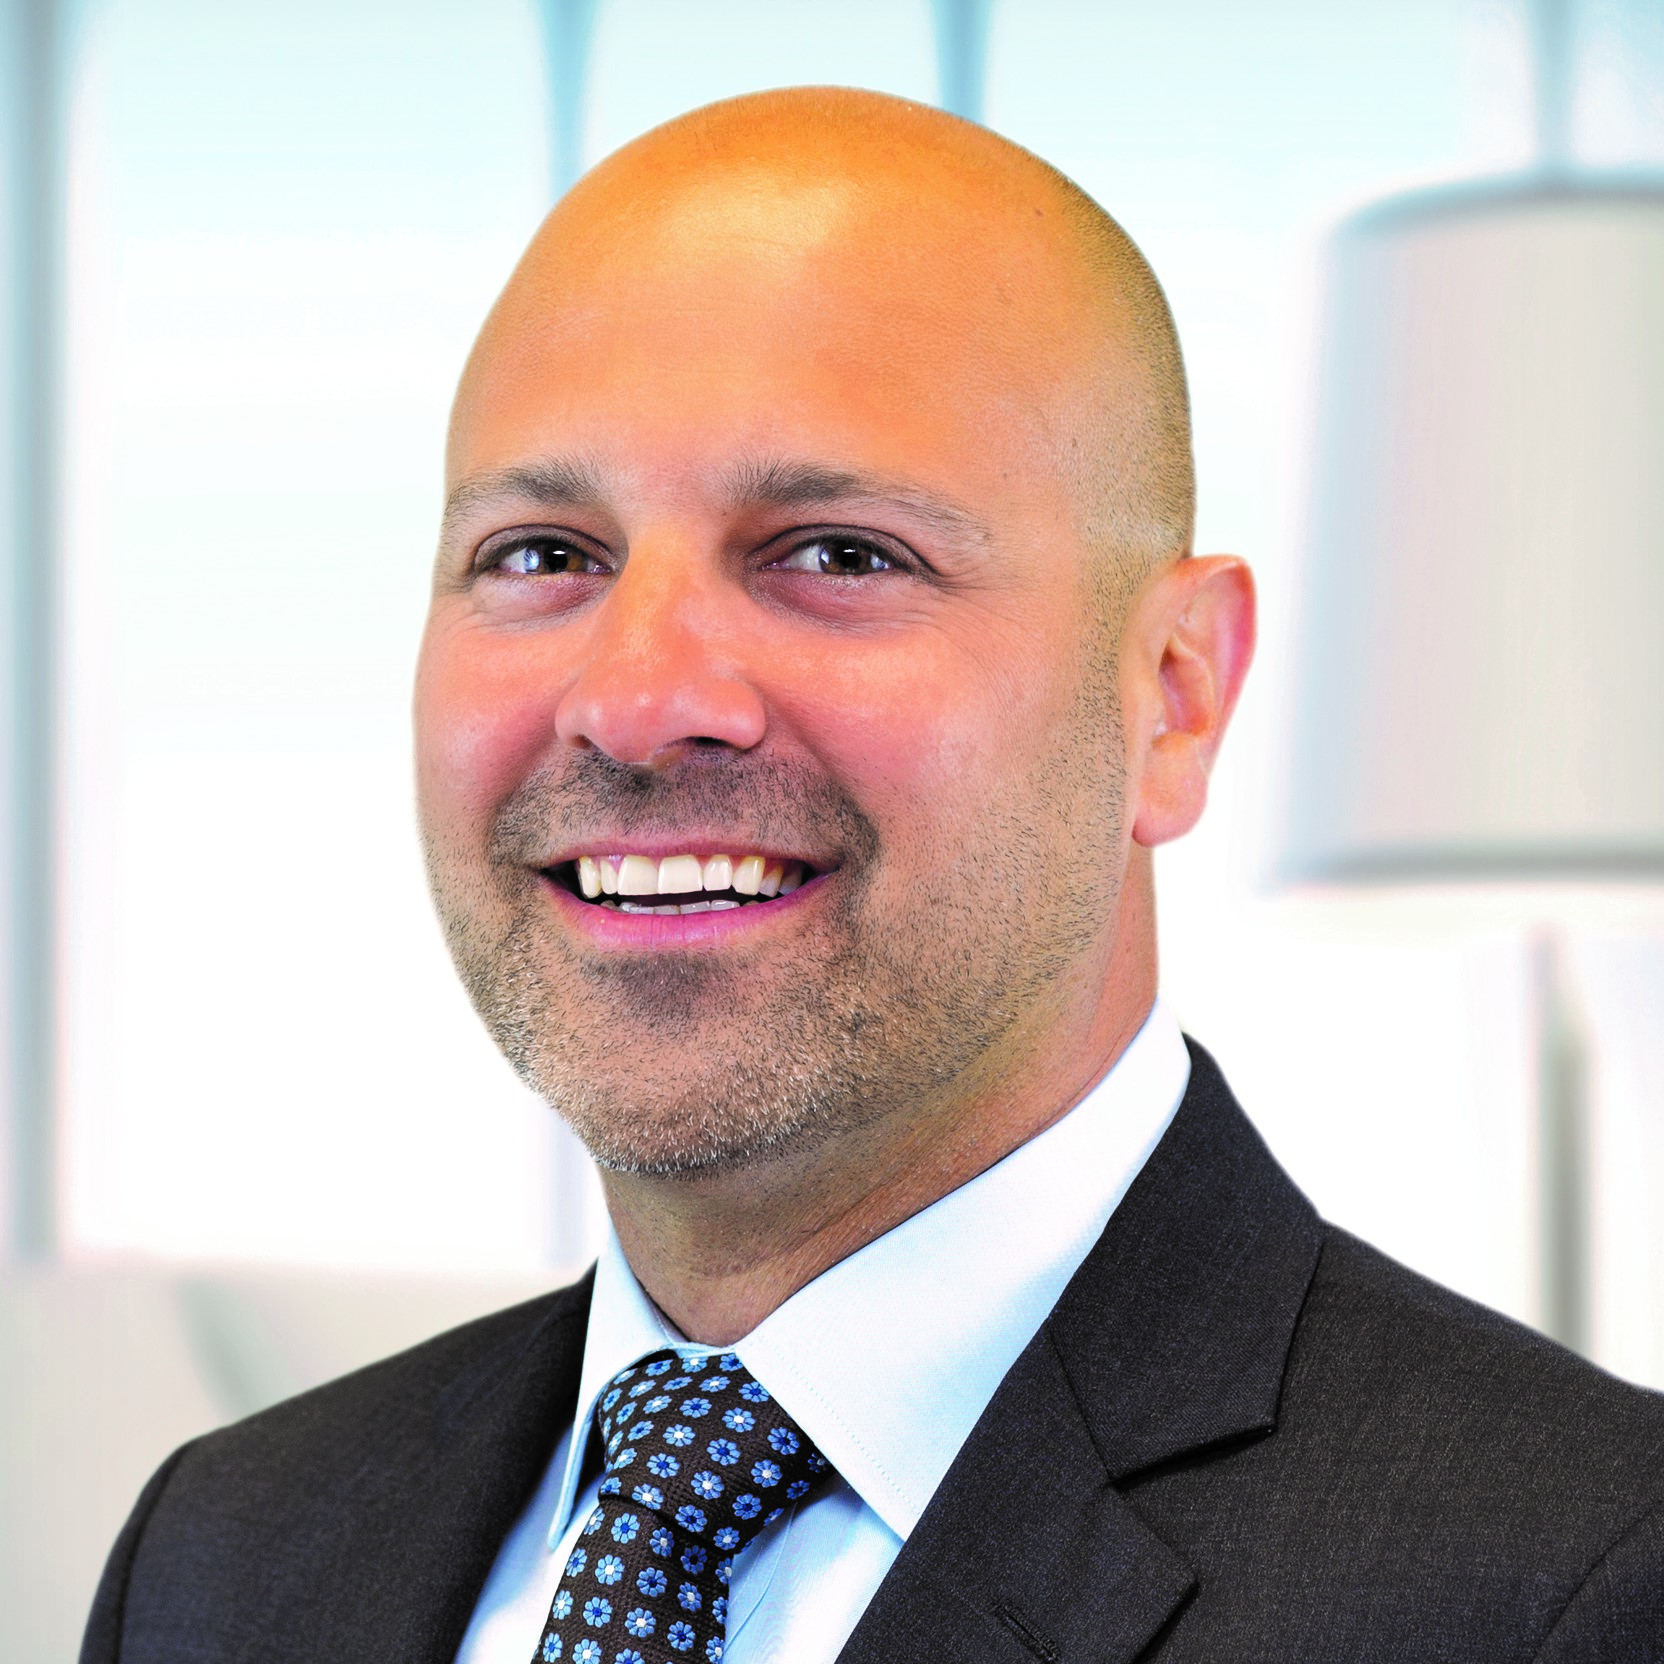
[
  {"xmin": 78, "ymin": 1441, "xmax": 199, "ymax": 1664},
  {"xmin": 1532, "ymin": 1500, "xmax": 1664, "ymax": 1663}
]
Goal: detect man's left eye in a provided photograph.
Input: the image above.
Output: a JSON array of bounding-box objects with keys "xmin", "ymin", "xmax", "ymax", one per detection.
[{"xmin": 773, "ymin": 537, "xmax": 895, "ymax": 577}]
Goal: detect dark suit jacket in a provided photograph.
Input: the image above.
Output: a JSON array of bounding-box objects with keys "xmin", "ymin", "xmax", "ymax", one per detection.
[{"xmin": 83, "ymin": 1042, "xmax": 1664, "ymax": 1662}]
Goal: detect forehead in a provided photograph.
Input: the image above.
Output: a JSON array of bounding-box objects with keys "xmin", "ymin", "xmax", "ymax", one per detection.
[{"xmin": 448, "ymin": 167, "xmax": 1092, "ymax": 507}]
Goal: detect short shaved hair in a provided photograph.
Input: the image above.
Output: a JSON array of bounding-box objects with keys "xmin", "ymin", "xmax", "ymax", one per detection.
[{"xmin": 1050, "ymin": 174, "xmax": 1196, "ymax": 589}]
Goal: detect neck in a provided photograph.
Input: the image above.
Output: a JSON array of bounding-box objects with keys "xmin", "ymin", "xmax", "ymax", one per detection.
[{"xmin": 600, "ymin": 857, "xmax": 1158, "ymax": 1345}]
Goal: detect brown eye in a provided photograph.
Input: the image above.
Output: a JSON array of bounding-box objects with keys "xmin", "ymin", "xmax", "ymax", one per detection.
[
  {"xmin": 777, "ymin": 537, "xmax": 895, "ymax": 576},
  {"xmin": 491, "ymin": 538, "xmax": 608, "ymax": 576}
]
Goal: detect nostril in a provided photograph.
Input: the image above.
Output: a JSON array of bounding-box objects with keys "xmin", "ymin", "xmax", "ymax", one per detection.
[{"xmin": 635, "ymin": 736, "xmax": 737, "ymax": 771}]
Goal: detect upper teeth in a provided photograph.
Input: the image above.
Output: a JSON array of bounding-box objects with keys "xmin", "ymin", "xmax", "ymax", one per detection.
[{"xmin": 575, "ymin": 852, "xmax": 802, "ymax": 903}]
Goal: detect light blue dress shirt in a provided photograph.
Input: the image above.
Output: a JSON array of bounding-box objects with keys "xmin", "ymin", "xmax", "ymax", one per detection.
[{"xmin": 455, "ymin": 999, "xmax": 1190, "ymax": 1664}]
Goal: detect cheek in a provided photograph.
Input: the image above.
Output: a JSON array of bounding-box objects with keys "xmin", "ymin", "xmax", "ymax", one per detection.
[
  {"xmin": 414, "ymin": 613, "xmax": 566, "ymax": 837},
  {"xmin": 775, "ymin": 627, "xmax": 1070, "ymax": 849}
]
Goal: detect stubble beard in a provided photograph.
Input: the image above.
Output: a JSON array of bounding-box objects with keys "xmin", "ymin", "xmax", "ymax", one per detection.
[{"xmin": 425, "ymin": 688, "xmax": 1126, "ymax": 1180}]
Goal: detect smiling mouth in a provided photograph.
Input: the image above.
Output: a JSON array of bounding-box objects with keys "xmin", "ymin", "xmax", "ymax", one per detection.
[{"xmin": 546, "ymin": 852, "xmax": 817, "ymax": 916}]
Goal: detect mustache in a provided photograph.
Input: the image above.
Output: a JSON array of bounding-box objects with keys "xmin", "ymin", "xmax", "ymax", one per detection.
[{"xmin": 487, "ymin": 746, "xmax": 880, "ymax": 866}]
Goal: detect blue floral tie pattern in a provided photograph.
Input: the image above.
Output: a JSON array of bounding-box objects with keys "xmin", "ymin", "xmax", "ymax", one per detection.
[{"xmin": 531, "ymin": 1347, "xmax": 833, "ymax": 1664}]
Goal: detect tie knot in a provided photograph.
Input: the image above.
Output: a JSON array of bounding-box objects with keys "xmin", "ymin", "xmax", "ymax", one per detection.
[
  {"xmin": 593, "ymin": 1347, "xmax": 830, "ymax": 1555},
  {"xmin": 533, "ymin": 1348, "xmax": 832, "ymax": 1663}
]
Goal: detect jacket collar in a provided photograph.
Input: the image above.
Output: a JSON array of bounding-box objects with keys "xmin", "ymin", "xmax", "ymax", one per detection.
[{"xmin": 837, "ymin": 1039, "xmax": 1324, "ymax": 1664}]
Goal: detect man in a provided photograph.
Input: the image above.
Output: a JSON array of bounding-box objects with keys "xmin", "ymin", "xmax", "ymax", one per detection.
[{"xmin": 85, "ymin": 89, "xmax": 1663, "ymax": 1664}]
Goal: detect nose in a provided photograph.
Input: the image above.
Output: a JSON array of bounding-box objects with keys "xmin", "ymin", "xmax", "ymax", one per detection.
[{"xmin": 553, "ymin": 546, "xmax": 767, "ymax": 768}]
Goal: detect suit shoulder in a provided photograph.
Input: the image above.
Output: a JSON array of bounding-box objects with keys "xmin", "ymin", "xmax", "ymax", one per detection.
[
  {"xmin": 96, "ymin": 1274, "xmax": 594, "ymax": 1661},
  {"xmin": 1292, "ymin": 1226, "xmax": 1664, "ymax": 1500},
  {"xmin": 1121, "ymin": 1226, "xmax": 1664, "ymax": 1656},
  {"xmin": 169, "ymin": 1269, "xmax": 592, "ymax": 1496}
]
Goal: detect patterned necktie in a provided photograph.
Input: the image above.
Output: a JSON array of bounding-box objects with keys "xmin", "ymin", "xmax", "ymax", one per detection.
[{"xmin": 532, "ymin": 1347, "xmax": 834, "ymax": 1664}]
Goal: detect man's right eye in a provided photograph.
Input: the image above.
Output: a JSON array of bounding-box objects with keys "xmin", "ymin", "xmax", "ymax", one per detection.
[{"xmin": 487, "ymin": 538, "xmax": 608, "ymax": 576}]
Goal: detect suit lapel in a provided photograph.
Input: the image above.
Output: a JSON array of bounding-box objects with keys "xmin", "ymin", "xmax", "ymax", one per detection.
[
  {"xmin": 836, "ymin": 1335, "xmax": 1195, "ymax": 1664},
  {"xmin": 1047, "ymin": 1040, "xmax": 1326, "ymax": 1481},
  {"xmin": 838, "ymin": 1041, "xmax": 1324, "ymax": 1663},
  {"xmin": 319, "ymin": 1272, "xmax": 595, "ymax": 1664}
]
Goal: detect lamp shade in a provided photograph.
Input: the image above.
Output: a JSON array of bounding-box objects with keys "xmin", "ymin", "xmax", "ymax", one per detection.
[{"xmin": 1281, "ymin": 183, "xmax": 1664, "ymax": 882}]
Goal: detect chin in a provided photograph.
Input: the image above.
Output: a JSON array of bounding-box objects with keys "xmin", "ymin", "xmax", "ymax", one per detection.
[{"xmin": 528, "ymin": 1034, "xmax": 877, "ymax": 1180}]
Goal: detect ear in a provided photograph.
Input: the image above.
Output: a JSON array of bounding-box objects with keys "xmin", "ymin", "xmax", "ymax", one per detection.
[{"xmin": 1123, "ymin": 555, "xmax": 1256, "ymax": 848}]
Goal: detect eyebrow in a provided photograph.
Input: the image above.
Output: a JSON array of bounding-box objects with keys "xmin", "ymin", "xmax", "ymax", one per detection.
[
  {"xmin": 716, "ymin": 457, "xmax": 991, "ymax": 546},
  {"xmin": 440, "ymin": 458, "xmax": 612, "ymax": 543},
  {"xmin": 440, "ymin": 454, "xmax": 991, "ymax": 548}
]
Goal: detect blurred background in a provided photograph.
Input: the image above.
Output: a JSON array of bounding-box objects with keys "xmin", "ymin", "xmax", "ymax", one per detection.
[{"xmin": 3, "ymin": 0, "xmax": 1662, "ymax": 1655}]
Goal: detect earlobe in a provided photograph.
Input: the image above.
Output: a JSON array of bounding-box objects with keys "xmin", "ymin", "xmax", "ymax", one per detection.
[{"xmin": 1128, "ymin": 556, "xmax": 1256, "ymax": 848}]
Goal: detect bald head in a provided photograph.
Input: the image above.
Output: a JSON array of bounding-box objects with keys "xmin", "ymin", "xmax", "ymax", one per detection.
[{"xmin": 454, "ymin": 87, "xmax": 1194, "ymax": 605}]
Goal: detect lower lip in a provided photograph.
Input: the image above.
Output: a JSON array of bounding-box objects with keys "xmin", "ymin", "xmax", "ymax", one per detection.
[{"xmin": 542, "ymin": 871, "xmax": 828, "ymax": 948}]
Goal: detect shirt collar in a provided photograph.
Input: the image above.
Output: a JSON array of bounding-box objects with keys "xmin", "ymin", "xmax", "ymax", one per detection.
[
  {"xmin": 550, "ymin": 1226, "xmax": 686, "ymax": 1546},
  {"xmin": 554, "ymin": 997, "xmax": 1189, "ymax": 1545}
]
